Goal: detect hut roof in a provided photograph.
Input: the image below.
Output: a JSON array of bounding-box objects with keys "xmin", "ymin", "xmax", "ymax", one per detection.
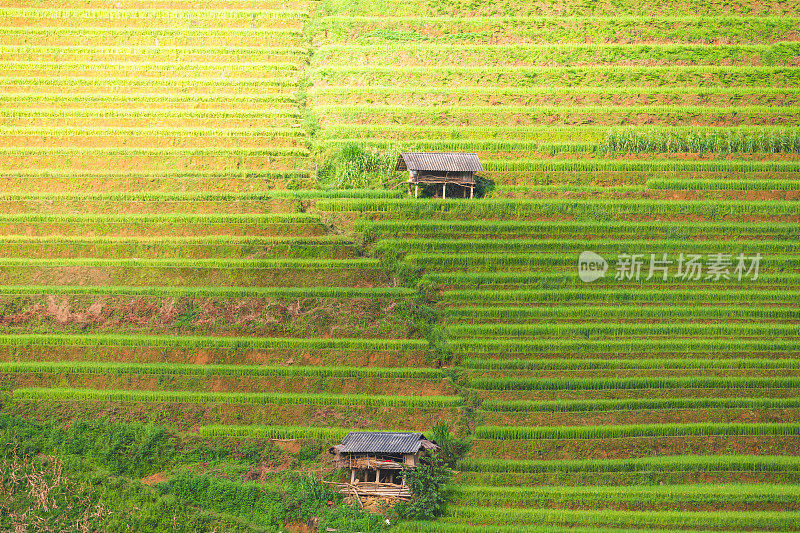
[
  {"xmin": 331, "ymin": 432, "xmax": 439, "ymax": 454},
  {"xmin": 395, "ymin": 152, "xmax": 483, "ymax": 172}
]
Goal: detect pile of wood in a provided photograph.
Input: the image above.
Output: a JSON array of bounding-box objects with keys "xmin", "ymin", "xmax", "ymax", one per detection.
[
  {"xmin": 344, "ymin": 456, "xmax": 403, "ymax": 470},
  {"xmin": 331, "ymin": 481, "xmax": 411, "ymax": 501}
]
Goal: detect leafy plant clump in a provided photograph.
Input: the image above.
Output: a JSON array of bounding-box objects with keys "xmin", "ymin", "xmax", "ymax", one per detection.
[
  {"xmin": 431, "ymin": 421, "xmax": 473, "ymax": 468},
  {"xmin": 395, "ymin": 453, "xmax": 455, "ymax": 520},
  {"xmin": 317, "ymin": 142, "xmax": 406, "ymax": 189}
]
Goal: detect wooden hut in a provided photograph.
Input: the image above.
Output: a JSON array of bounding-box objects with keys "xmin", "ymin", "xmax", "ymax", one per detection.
[
  {"xmin": 329, "ymin": 431, "xmax": 440, "ymax": 500},
  {"xmin": 395, "ymin": 152, "xmax": 483, "ymax": 199}
]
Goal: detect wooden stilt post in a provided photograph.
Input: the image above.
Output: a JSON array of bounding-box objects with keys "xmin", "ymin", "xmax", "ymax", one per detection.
[
  {"xmin": 442, "ymin": 184, "xmax": 446, "ymax": 199},
  {"xmin": 350, "ymin": 469, "xmax": 355, "ymax": 484},
  {"xmin": 414, "ymin": 184, "xmax": 419, "ymax": 198},
  {"xmin": 470, "ymin": 186, "xmax": 474, "ymax": 199},
  {"xmin": 376, "ymin": 469, "xmax": 381, "ymax": 483}
]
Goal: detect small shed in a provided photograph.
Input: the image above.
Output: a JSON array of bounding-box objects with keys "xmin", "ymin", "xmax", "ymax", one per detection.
[
  {"xmin": 395, "ymin": 152, "xmax": 483, "ymax": 199},
  {"xmin": 329, "ymin": 431, "xmax": 440, "ymax": 500}
]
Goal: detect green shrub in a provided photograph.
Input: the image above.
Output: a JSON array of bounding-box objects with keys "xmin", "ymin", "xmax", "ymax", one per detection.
[
  {"xmin": 158, "ymin": 473, "xmax": 286, "ymax": 528},
  {"xmin": 430, "ymin": 422, "xmax": 472, "ymax": 468},
  {"xmin": 396, "ymin": 454, "xmax": 454, "ymax": 520}
]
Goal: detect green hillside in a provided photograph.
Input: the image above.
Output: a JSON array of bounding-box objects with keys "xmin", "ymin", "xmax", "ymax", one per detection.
[{"xmin": 1, "ymin": 0, "xmax": 799, "ymax": 531}]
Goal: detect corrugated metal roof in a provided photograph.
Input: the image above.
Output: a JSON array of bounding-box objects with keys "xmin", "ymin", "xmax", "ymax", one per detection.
[
  {"xmin": 395, "ymin": 152, "xmax": 483, "ymax": 172},
  {"xmin": 336, "ymin": 432, "xmax": 429, "ymax": 454}
]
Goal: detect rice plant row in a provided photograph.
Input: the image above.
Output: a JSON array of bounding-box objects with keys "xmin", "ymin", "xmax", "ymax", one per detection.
[
  {"xmin": 604, "ymin": 128, "xmax": 800, "ymax": 153},
  {"xmin": 0, "ymin": 8, "xmax": 309, "ymax": 19},
  {"xmin": 325, "ymin": 124, "xmax": 800, "ymax": 142},
  {"xmin": 0, "ymin": 109, "xmax": 301, "ymax": 118},
  {"xmin": 2, "ymin": 170, "xmax": 310, "ymax": 180},
  {"xmin": 1, "ymin": 61, "xmax": 300, "ymax": 72},
  {"xmin": 0, "ymin": 96, "xmax": 300, "ymax": 105},
  {"xmin": 0, "ymin": 258, "xmax": 380, "ymax": 269},
  {"xmin": 465, "ymin": 358, "xmax": 800, "ymax": 372},
  {"xmin": 445, "ymin": 305, "xmax": 800, "ymax": 323},
  {"xmin": 314, "ymin": 43, "xmax": 800, "ymax": 67},
  {"xmin": 311, "ymin": 85, "xmax": 800, "ymax": 97},
  {"xmin": 0, "ymin": 189, "xmax": 399, "ymax": 201},
  {"xmin": 317, "ymin": 198, "xmax": 800, "ymax": 218},
  {"xmin": 0, "ymin": 45, "xmax": 308, "ymax": 55},
  {"xmin": 410, "ymin": 254, "xmax": 800, "ymax": 274},
  {"xmin": 0, "ymin": 361, "xmax": 440, "ymax": 379},
  {"xmin": 312, "ymin": 65, "xmax": 800, "ymax": 87},
  {"xmin": 0, "ymin": 213, "xmax": 317, "ymax": 223},
  {"xmin": 312, "ymin": 16, "xmax": 800, "ymax": 45},
  {"xmin": 482, "ymin": 159, "xmax": 800, "ymax": 173},
  {"xmin": 458, "ymin": 455, "xmax": 800, "ymax": 474},
  {"xmin": 441, "ymin": 506, "xmax": 799, "ymax": 530},
  {"xmin": 359, "ymin": 219, "xmax": 800, "ymax": 240},
  {"xmin": 3, "ymin": 76, "xmax": 299, "ymax": 88},
  {"xmin": 394, "ymin": 524, "xmax": 729, "ymax": 533},
  {"xmin": 481, "ymin": 397, "xmax": 800, "ymax": 413},
  {"xmin": 0, "ymin": 333, "xmax": 428, "ymax": 352},
  {"xmin": 315, "ymin": 103, "xmax": 800, "ymax": 116},
  {"xmin": 0, "ymin": 27, "xmax": 304, "ymax": 36},
  {"xmin": 0, "ymin": 235, "xmax": 351, "ymax": 246},
  {"xmin": 0, "ymin": 285, "xmax": 414, "ymax": 298},
  {"xmin": 428, "ymin": 272, "xmax": 798, "ymax": 291},
  {"xmin": 647, "ymin": 178, "xmax": 800, "ymax": 191},
  {"xmin": 455, "ymin": 483, "xmax": 800, "ymax": 506},
  {"xmin": 471, "ymin": 376, "xmax": 800, "ymax": 391},
  {"xmin": 451, "ymin": 338, "xmax": 800, "ymax": 356},
  {"xmin": 441, "ymin": 289, "xmax": 800, "ymax": 306},
  {"xmin": 12, "ymin": 387, "xmax": 462, "ymax": 408},
  {"xmin": 447, "ymin": 323, "xmax": 800, "ymax": 339},
  {"xmin": 317, "ymin": 15, "xmax": 797, "ymax": 23},
  {"xmin": 0, "ymin": 126, "xmax": 304, "ymax": 136},
  {"xmin": 377, "ymin": 238, "xmax": 800, "ymax": 255},
  {"xmin": 477, "ymin": 423, "xmax": 800, "ymax": 441},
  {"xmin": 323, "ymin": 138, "xmax": 800, "ymax": 156},
  {"xmin": 307, "ymin": 0, "xmax": 797, "ymax": 17},
  {"xmin": 0, "ymin": 147, "xmax": 308, "ymax": 156}
]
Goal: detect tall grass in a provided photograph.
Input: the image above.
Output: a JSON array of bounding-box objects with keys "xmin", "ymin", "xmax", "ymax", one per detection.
[{"xmin": 199, "ymin": 425, "xmax": 352, "ymax": 440}]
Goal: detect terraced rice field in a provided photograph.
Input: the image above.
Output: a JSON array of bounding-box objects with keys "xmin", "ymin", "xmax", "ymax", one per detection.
[
  {"xmin": 337, "ymin": 194, "xmax": 798, "ymax": 531},
  {"xmin": 309, "ymin": 0, "xmax": 800, "ymax": 195},
  {"xmin": 1, "ymin": 0, "xmax": 799, "ymax": 531}
]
